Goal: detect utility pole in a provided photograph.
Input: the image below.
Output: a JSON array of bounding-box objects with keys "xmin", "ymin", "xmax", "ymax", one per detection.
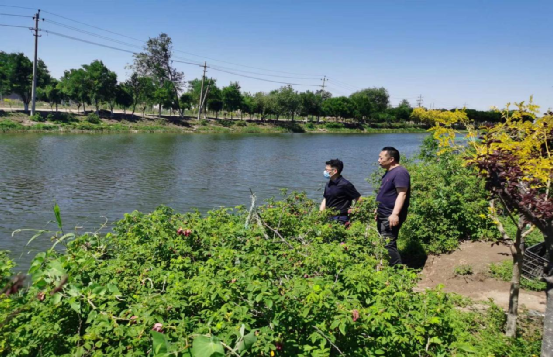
[
  {"xmin": 30, "ymin": 9, "xmax": 41, "ymax": 116},
  {"xmin": 197, "ymin": 61, "xmax": 207, "ymax": 120},
  {"xmin": 321, "ymin": 75, "xmax": 327, "ymax": 90},
  {"xmin": 416, "ymin": 94, "xmax": 423, "ymax": 108}
]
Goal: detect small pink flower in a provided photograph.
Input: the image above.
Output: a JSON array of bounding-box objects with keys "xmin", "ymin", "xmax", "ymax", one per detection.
[
  {"xmin": 130, "ymin": 315, "xmax": 138, "ymax": 324},
  {"xmin": 177, "ymin": 228, "xmax": 184, "ymax": 235},
  {"xmin": 352, "ymin": 309, "xmax": 359, "ymax": 322},
  {"xmin": 152, "ymin": 323, "xmax": 163, "ymax": 333},
  {"xmin": 37, "ymin": 292, "xmax": 45, "ymax": 301}
]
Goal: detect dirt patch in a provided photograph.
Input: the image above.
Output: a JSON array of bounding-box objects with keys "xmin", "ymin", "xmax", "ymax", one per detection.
[{"xmin": 416, "ymin": 241, "xmax": 546, "ymax": 313}]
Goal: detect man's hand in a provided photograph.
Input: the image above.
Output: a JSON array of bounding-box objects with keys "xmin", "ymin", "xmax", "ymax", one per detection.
[
  {"xmin": 374, "ymin": 209, "xmax": 378, "ymax": 221},
  {"xmin": 388, "ymin": 214, "xmax": 400, "ymax": 227}
]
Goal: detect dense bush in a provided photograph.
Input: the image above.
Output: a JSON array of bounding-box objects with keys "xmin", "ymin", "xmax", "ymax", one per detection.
[
  {"xmin": 396, "ymin": 137, "xmax": 498, "ymax": 256},
  {"xmin": 29, "ymin": 113, "xmax": 45, "ymax": 122},
  {"xmin": 86, "ymin": 113, "xmax": 101, "ymax": 124},
  {"xmin": 0, "ymin": 193, "xmax": 542, "ymax": 356},
  {"xmin": 0, "ymin": 119, "xmax": 24, "ymax": 130},
  {"xmin": 324, "ymin": 122, "xmax": 344, "ymax": 129}
]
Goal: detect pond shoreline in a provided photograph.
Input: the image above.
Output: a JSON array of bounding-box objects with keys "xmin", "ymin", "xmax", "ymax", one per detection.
[{"xmin": 0, "ymin": 111, "xmax": 429, "ymax": 134}]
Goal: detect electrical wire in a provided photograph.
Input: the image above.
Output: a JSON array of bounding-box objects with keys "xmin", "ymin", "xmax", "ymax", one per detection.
[
  {"xmin": 0, "ymin": 5, "xmax": 35, "ymax": 10},
  {"xmin": 42, "ymin": 18, "xmax": 143, "ymax": 49},
  {"xmin": 209, "ymin": 67, "xmax": 320, "ymax": 86},
  {"xmin": 38, "ymin": 8, "xmax": 324, "ymax": 77},
  {"xmin": 41, "ymin": 29, "xmax": 137, "ymax": 54},
  {"xmin": 38, "ymin": 29, "xmax": 321, "ymax": 86},
  {"xmin": 40, "ymin": 9, "xmax": 144, "ymax": 43},
  {"xmin": 0, "ymin": 23, "xmax": 32, "ymax": 29},
  {"xmin": 0, "ymin": 12, "xmax": 32, "ymax": 18}
]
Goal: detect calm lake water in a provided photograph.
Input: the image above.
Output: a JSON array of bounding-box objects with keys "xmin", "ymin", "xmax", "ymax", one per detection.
[{"xmin": 0, "ymin": 132, "xmax": 427, "ymax": 270}]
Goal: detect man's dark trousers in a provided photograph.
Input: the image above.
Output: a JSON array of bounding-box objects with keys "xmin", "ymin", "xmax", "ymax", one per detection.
[{"xmin": 377, "ymin": 216, "xmax": 403, "ymax": 266}]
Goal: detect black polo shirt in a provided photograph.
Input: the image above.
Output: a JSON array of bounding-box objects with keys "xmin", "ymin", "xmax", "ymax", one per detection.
[{"xmin": 323, "ymin": 176, "xmax": 361, "ymax": 216}]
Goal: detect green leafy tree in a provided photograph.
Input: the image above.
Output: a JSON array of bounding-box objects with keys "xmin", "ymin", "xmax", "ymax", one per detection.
[
  {"xmin": 241, "ymin": 92, "xmax": 255, "ymax": 119},
  {"xmin": 82, "ymin": 60, "xmax": 117, "ymax": 115},
  {"xmin": 111, "ymin": 83, "xmax": 133, "ymax": 117},
  {"xmin": 133, "ymin": 33, "xmax": 184, "ymax": 117},
  {"xmin": 323, "ymin": 96, "xmax": 355, "ymax": 120},
  {"xmin": 39, "ymin": 79, "xmax": 62, "ymax": 112},
  {"xmin": 206, "ymin": 86, "xmax": 223, "ymax": 119},
  {"xmin": 59, "ymin": 68, "xmax": 90, "ymax": 113},
  {"xmin": 1, "ymin": 53, "xmax": 50, "ymax": 112},
  {"xmin": 178, "ymin": 92, "xmax": 192, "ymax": 116},
  {"xmin": 275, "ymin": 85, "xmax": 300, "ymax": 121},
  {"xmin": 350, "ymin": 87, "xmax": 390, "ymax": 121},
  {"xmin": 222, "ymin": 82, "xmax": 242, "ymax": 119}
]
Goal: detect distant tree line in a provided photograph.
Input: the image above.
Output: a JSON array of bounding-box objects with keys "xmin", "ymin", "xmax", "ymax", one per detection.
[{"xmin": 0, "ymin": 34, "xmax": 503, "ymax": 124}]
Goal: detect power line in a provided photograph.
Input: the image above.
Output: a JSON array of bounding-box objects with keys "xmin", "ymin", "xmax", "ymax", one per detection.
[
  {"xmin": 37, "ymin": 29, "xmax": 320, "ymax": 86},
  {"xmin": 209, "ymin": 64, "xmax": 321, "ymax": 80},
  {"xmin": 37, "ymin": 8, "xmax": 324, "ymax": 77},
  {"xmin": 0, "ymin": 23, "xmax": 32, "ymax": 29},
  {"xmin": 0, "ymin": 5, "xmax": 35, "ymax": 10},
  {"xmin": 209, "ymin": 67, "xmax": 319, "ymax": 86},
  {"xmin": 40, "ymin": 9, "xmax": 144, "ymax": 43},
  {"xmin": 42, "ymin": 18, "xmax": 143, "ymax": 50},
  {"xmin": 0, "ymin": 12, "xmax": 32, "ymax": 18},
  {"xmin": 41, "ymin": 29, "xmax": 137, "ymax": 54}
]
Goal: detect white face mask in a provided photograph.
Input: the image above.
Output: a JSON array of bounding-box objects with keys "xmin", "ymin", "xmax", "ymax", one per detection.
[{"xmin": 324, "ymin": 170, "xmax": 331, "ymax": 179}]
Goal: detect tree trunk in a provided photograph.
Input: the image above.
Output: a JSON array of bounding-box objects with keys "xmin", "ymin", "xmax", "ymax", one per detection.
[
  {"xmin": 23, "ymin": 101, "xmax": 29, "ymax": 112},
  {"xmin": 506, "ymin": 229, "xmax": 524, "ymax": 337},
  {"xmin": 158, "ymin": 104, "xmax": 162, "ymax": 118},
  {"xmin": 55, "ymin": 103, "xmax": 58, "ymax": 112},
  {"xmin": 292, "ymin": 112, "xmax": 295, "ymax": 122},
  {"xmin": 216, "ymin": 111, "xmax": 218, "ymax": 119}
]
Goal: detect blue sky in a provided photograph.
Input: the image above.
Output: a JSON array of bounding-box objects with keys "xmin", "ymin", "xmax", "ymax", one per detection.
[{"xmin": 1, "ymin": 0, "xmax": 552, "ymax": 110}]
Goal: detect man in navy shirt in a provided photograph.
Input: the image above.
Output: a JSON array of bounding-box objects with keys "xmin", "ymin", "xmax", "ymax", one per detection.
[
  {"xmin": 375, "ymin": 147, "xmax": 410, "ymax": 266},
  {"xmin": 320, "ymin": 159, "xmax": 361, "ymax": 225}
]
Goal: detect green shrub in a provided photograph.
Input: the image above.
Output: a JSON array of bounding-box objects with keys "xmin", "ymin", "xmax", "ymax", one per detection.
[
  {"xmin": 29, "ymin": 113, "xmax": 45, "ymax": 122},
  {"xmin": 325, "ymin": 122, "xmax": 345, "ymax": 129},
  {"xmin": 454, "ymin": 264, "xmax": 473, "ymax": 276},
  {"xmin": 55, "ymin": 112, "xmax": 77, "ymax": 123},
  {"xmin": 218, "ymin": 119, "xmax": 234, "ymax": 127},
  {"xmin": 46, "ymin": 113, "xmax": 55, "ymax": 122},
  {"xmin": 0, "ymin": 193, "xmax": 541, "ymax": 356},
  {"xmin": 86, "ymin": 113, "xmax": 101, "ymax": 124},
  {"xmin": 31, "ymin": 123, "xmax": 58, "ymax": 131},
  {"xmin": 235, "ymin": 120, "xmax": 247, "ymax": 127},
  {"xmin": 489, "ymin": 260, "xmax": 546, "ymax": 291},
  {"xmin": 0, "ymin": 119, "xmax": 24, "ymax": 130},
  {"xmin": 200, "ymin": 119, "xmax": 209, "ymax": 126},
  {"xmin": 304, "ymin": 122, "xmax": 315, "ymax": 129},
  {"xmin": 395, "ymin": 139, "xmax": 498, "ymax": 255}
]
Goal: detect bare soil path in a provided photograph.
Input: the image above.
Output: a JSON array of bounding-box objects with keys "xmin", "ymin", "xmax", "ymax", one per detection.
[{"xmin": 416, "ymin": 241, "xmax": 546, "ymax": 313}]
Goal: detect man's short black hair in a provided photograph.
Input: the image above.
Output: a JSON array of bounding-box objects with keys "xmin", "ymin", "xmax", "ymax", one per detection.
[
  {"xmin": 326, "ymin": 159, "xmax": 344, "ymax": 174},
  {"xmin": 382, "ymin": 147, "xmax": 400, "ymax": 163}
]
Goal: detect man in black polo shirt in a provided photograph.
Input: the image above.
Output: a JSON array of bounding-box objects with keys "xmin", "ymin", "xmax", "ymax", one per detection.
[
  {"xmin": 320, "ymin": 159, "xmax": 361, "ymax": 225},
  {"xmin": 375, "ymin": 147, "xmax": 410, "ymax": 266}
]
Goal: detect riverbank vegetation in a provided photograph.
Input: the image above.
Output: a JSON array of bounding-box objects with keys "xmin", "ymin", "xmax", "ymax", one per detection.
[{"xmin": 1, "ymin": 130, "xmax": 547, "ymax": 355}]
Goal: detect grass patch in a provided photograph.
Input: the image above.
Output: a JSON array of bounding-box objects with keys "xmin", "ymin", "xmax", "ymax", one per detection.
[{"xmin": 488, "ymin": 260, "xmax": 546, "ymax": 291}]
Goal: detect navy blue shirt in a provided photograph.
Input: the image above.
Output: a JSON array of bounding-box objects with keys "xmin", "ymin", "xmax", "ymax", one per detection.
[
  {"xmin": 376, "ymin": 166, "xmax": 411, "ymax": 220},
  {"xmin": 324, "ymin": 176, "xmax": 361, "ymax": 216}
]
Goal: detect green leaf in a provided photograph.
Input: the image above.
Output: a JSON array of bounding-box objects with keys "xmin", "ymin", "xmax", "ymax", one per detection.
[
  {"xmin": 235, "ymin": 330, "xmax": 257, "ymax": 352},
  {"xmin": 191, "ymin": 336, "xmax": 225, "ymax": 357},
  {"xmin": 457, "ymin": 343, "xmax": 477, "ymax": 353},
  {"xmin": 151, "ymin": 330, "xmax": 169, "ymax": 355},
  {"xmin": 375, "ymin": 349, "xmax": 385, "ymax": 355},
  {"xmin": 53, "ymin": 202, "xmax": 62, "ymax": 231},
  {"xmin": 52, "ymin": 292, "xmax": 63, "ymax": 304}
]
